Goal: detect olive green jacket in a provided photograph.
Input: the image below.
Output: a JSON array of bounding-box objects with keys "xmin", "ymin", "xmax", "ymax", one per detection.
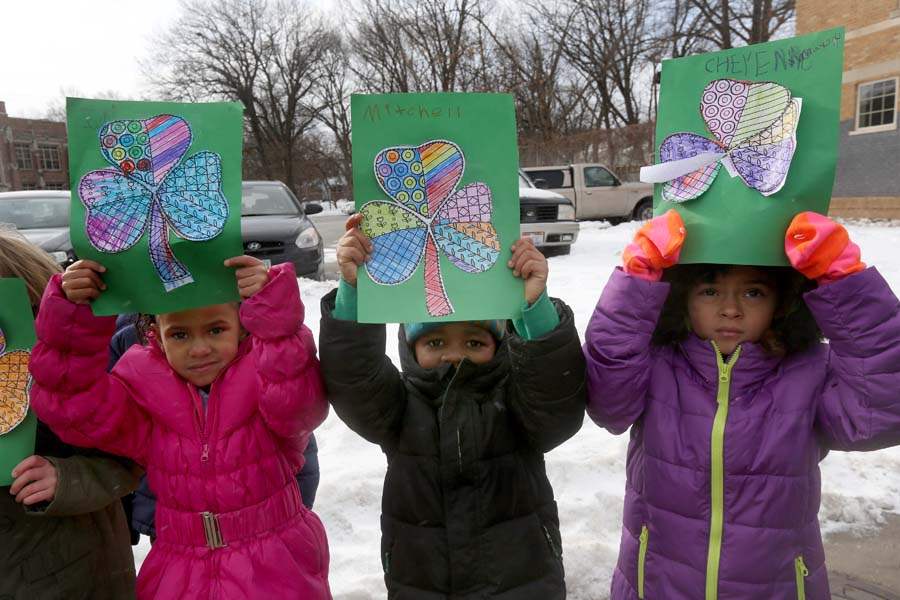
[{"xmin": 0, "ymin": 423, "xmax": 140, "ymax": 600}]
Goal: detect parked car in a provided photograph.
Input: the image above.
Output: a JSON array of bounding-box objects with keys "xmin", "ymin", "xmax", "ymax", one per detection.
[
  {"xmin": 241, "ymin": 180, "xmax": 325, "ymax": 279},
  {"xmin": 518, "ymin": 169, "xmax": 579, "ymax": 256},
  {"xmin": 523, "ymin": 163, "xmax": 654, "ymax": 222},
  {"xmin": 0, "ymin": 190, "xmax": 75, "ymax": 265}
]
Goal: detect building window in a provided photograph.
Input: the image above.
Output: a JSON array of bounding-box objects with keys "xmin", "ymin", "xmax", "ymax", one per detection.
[
  {"xmin": 21, "ymin": 183, "xmax": 38, "ymax": 190},
  {"xmin": 14, "ymin": 143, "xmax": 32, "ymax": 169},
  {"xmin": 37, "ymin": 144, "xmax": 61, "ymax": 171},
  {"xmin": 44, "ymin": 183, "xmax": 67, "ymax": 190},
  {"xmin": 856, "ymin": 78, "xmax": 897, "ymax": 131}
]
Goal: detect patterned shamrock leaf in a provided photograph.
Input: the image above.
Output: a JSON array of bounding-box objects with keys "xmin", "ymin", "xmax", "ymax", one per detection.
[
  {"xmin": 359, "ymin": 140, "xmax": 500, "ymax": 317},
  {"xmin": 0, "ymin": 327, "xmax": 31, "ymax": 436},
  {"xmin": 646, "ymin": 79, "xmax": 802, "ymax": 202},
  {"xmin": 78, "ymin": 115, "xmax": 229, "ymax": 292}
]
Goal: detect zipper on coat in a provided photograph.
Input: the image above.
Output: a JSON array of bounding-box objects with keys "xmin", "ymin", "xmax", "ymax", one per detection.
[
  {"xmin": 542, "ymin": 524, "xmax": 562, "ymax": 560},
  {"xmin": 186, "ymin": 383, "xmax": 210, "ymax": 465},
  {"xmin": 638, "ymin": 524, "xmax": 649, "ymax": 599},
  {"xmin": 795, "ymin": 556, "xmax": 809, "ymax": 600},
  {"xmin": 704, "ymin": 342, "xmax": 741, "ymax": 600}
]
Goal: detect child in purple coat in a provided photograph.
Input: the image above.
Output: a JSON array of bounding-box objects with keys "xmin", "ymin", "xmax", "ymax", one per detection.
[{"xmin": 584, "ymin": 210, "xmax": 900, "ymax": 600}]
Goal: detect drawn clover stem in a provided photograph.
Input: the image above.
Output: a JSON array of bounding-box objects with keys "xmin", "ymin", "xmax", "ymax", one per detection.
[{"xmin": 148, "ymin": 200, "xmax": 194, "ymax": 291}]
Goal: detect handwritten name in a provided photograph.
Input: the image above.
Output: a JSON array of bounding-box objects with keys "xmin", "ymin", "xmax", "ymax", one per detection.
[
  {"xmin": 704, "ymin": 31, "xmax": 843, "ymax": 76},
  {"xmin": 363, "ymin": 103, "xmax": 463, "ymax": 123}
]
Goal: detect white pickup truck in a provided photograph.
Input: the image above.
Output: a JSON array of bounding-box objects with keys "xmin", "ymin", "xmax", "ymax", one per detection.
[
  {"xmin": 523, "ymin": 163, "xmax": 654, "ymax": 222},
  {"xmin": 518, "ymin": 170, "xmax": 579, "ymax": 256}
]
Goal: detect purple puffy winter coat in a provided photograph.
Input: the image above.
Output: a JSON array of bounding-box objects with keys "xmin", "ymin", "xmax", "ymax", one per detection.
[{"xmin": 584, "ymin": 267, "xmax": 900, "ymax": 600}]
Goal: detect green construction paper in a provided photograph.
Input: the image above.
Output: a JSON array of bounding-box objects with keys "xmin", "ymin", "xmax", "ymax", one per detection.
[
  {"xmin": 653, "ymin": 28, "xmax": 845, "ymax": 266},
  {"xmin": 0, "ymin": 278, "xmax": 37, "ymax": 487},
  {"xmin": 352, "ymin": 93, "xmax": 523, "ymax": 324},
  {"xmin": 67, "ymin": 98, "xmax": 244, "ymax": 316}
]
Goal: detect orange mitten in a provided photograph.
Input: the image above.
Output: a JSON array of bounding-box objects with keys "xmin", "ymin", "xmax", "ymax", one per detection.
[
  {"xmin": 785, "ymin": 212, "xmax": 865, "ymax": 284},
  {"xmin": 622, "ymin": 209, "xmax": 686, "ymax": 282}
]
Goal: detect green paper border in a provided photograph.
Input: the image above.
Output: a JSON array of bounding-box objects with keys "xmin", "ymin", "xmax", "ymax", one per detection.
[
  {"xmin": 654, "ymin": 28, "xmax": 845, "ymax": 266},
  {"xmin": 67, "ymin": 98, "xmax": 245, "ymax": 316},
  {"xmin": 0, "ymin": 278, "xmax": 37, "ymax": 487},
  {"xmin": 351, "ymin": 93, "xmax": 523, "ymax": 324}
]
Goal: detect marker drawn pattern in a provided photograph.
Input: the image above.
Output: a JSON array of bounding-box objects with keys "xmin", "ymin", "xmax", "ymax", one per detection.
[
  {"xmin": 360, "ymin": 140, "xmax": 500, "ymax": 317},
  {"xmin": 658, "ymin": 79, "xmax": 802, "ymax": 202},
  {"xmin": 0, "ymin": 326, "xmax": 31, "ymax": 435},
  {"xmin": 79, "ymin": 115, "xmax": 229, "ymax": 291}
]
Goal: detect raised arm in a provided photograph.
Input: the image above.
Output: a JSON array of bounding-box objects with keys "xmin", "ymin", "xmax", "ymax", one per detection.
[
  {"xmin": 786, "ymin": 212, "xmax": 900, "ymax": 450},
  {"xmin": 506, "ymin": 296, "xmax": 585, "ymax": 452},
  {"xmin": 806, "ymin": 269, "xmax": 900, "ymax": 449},
  {"xmin": 318, "ymin": 285, "xmax": 406, "ymax": 448},
  {"xmin": 29, "ymin": 269, "xmax": 153, "ymax": 464},
  {"xmin": 238, "ymin": 261, "xmax": 328, "ymax": 439},
  {"xmin": 584, "ymin": 211, "xmax": 684, "ymax": 434}
]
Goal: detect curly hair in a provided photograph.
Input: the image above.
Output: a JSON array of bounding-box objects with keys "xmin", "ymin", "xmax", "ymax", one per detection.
[{"xmin": 651, "ymin": 263, "xmax": 822, "ymax": 357}]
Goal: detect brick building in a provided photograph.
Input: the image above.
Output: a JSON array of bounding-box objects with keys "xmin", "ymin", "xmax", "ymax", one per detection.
[
  {"xmin": 797, "ymin": 1, "xmax": 900, "ymax": 218},
  {"xmin": 0, "ymin": 101, "xmax": 70, "ymax": 192}
]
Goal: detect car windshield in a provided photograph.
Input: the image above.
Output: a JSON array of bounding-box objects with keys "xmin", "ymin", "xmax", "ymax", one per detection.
[
  {"xmin": 518, "ymin": 172, "xmax": 534, "ymax": 188},
  {"xmin": 0, "ymin": 197, "xmax": 70, "ymax": 229},
  {"xmin": 241, "ymin": 186, "xmax": 300, "ymax": 216}
]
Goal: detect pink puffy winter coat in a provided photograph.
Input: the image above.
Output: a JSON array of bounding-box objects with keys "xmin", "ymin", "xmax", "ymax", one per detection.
[{"xmin": 29, "ymin": 263, "xmax": 331, "ymax": 599}]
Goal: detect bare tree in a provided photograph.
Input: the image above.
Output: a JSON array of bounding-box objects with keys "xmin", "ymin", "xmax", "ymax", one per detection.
[
  {"xmin": 145, "ymin": 0, "xmax": 331, "ymax": 194},
  {"xmin": 314, "ymin": 30, "xmax": 355, "ymax": 202},
  {"xmin": 542, "ymin": 0, "xmax": 654, "ymax": 128},
  {"xmin": 350, "ymin": 0, "xmax": 487, "ymax": 93},
  {"xmin": 687, "ymin": 0, "xmax": 794, "ymax": 49}
]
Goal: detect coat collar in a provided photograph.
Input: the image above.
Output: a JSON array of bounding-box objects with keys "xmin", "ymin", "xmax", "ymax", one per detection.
[
  {"xmin": 679, "ymin": 333, "xmax": 783, "ymax": 391},
  {"xmin": 397, "ymin": 326, "xmax": 508, "ymax": 402}
]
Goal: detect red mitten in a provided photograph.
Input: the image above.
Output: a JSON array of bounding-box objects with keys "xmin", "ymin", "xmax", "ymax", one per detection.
[
  {"xmin": 785, "ymin": 211, "xmax": 865, "ymax": 284},
  {"xmin": 622, "ymin": 209, "xmax": 686, "ymax": 282}
]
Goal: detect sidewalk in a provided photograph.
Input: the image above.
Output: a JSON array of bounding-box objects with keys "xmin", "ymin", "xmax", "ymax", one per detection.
[{"xmin": 826, "ymin": 513, "xmax": 900, "ymax": 599}]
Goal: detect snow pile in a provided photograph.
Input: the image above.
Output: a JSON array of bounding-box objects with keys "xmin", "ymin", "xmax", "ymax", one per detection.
[
  {"xmin": 315, "ymin": 199, "xmax": 355, "ymax": 216},
  {"xmin": 135, "ymin": 220, "xmax": 900, "ymax": 599}
]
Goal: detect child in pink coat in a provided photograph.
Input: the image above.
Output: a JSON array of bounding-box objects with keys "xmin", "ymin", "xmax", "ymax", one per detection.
[{"xmin": 29, "ymin": 255, "xmax": 331, "ymax": 600}]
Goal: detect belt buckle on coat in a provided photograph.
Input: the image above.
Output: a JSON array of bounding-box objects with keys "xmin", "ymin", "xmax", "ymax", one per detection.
[{"xmin": 201, "ymin": 511, "xmax": 226, "ymax": 549}]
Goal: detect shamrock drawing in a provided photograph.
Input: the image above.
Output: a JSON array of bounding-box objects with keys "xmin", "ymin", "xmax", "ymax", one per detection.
[
  {"xmin": 0, "ymin": 326, "xmax": 31, "ymax": 436},
  {"xmin": 78, "ymin": 115, "xmax": 228, "ymax": 291},
  {"xmin": 359, "ymin": 140, "xmax": 500, "ymax": 317},
  {"xmin": 647, "ymin": 79, "xmax": 802, "ymax": 201}
]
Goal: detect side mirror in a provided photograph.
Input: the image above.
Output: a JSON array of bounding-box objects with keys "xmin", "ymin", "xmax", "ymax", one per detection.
[
  {"xmin": 304, "ymin": 202, "xmax": 324, "ymax": 215},
  {"xmin": 533, "ymin": 178, "xmax": 548, "ymax": 189}
]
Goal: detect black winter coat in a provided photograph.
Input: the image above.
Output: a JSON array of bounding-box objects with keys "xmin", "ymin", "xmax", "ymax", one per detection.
[{"xmin": 319, "ymin": 290, "xmax": 586, "ymax": 599}]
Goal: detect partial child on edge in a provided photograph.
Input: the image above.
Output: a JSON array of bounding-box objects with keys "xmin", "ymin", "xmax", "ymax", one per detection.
[
  {"xmin": 1, "ymin": 230, "xmax": 140, "ymax": 599},
  {"xmin": 584, "ymin": 210, "xmax": 900, "ymax": 599},
  {"xmin": 28, "ymin": 255, "xmax": 332, "ymax": 600},
  {"xmin": 318, "ymin": 213, "xmax": 586, "ymax": 599}
]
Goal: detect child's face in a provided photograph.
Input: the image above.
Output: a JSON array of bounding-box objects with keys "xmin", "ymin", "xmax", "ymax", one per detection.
[
  {"xmin": 154, "ymin": 303, "xmax": 242, "ymax": 388},
  {"xmin": 414, "ymin": 323, "xmax": 497, "ymax": 369},
  {"xmin": 687, "ymin": 266, "xmax": 778, "ymax": 356}
]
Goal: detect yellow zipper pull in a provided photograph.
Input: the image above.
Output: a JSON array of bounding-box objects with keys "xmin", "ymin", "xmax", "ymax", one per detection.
[{"xmin": 795, "ymin": 556, "xmax": 808, "ymax": 599}]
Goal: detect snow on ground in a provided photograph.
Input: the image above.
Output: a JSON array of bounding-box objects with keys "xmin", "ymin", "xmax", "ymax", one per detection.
[
  {"xmin": 315, "ymin": 199, "xmax": 355, "ymax": 216},
  {"xmin": 135, "ymin": 220, "xmax": 900, "ymax": 599}
]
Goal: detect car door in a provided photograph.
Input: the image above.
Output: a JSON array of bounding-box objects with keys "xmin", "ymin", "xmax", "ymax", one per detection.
[{"xmin": 580, "ymin": 165, "xmax": 627, "ymax": 219}]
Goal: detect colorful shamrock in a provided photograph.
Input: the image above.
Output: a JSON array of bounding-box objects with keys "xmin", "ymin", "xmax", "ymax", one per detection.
[
  {"xmin": 649, "ymin": 79, "xmax": 802, "ymax": 201},
  {"xmin": 78, "ymin": 115, "xmax": 228, "ymax": 291},
  {"xmin": 359, "ymin": 140, "xmax": 500, "ymax": 317},
  {"xmin": 0, "ymin": 326, "xmax": 31, "ymax": 435}
]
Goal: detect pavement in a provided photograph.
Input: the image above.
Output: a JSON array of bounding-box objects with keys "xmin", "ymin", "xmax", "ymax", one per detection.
[
  {"xmin": 826, "ymin": 514, "xmax": 900, "ymax": 598},
  {"xmin": 310, "ymin": 213, "xmax": 900, "ymax": 598},
  {"xmin": 309, "ymin": 213, "xmax": 346, "ymax": 280}
]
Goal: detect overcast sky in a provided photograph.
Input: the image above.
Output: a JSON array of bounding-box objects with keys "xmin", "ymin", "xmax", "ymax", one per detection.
[{"xmin": 0, "ymin": 0, "xmax": 334, "ymax": 119}]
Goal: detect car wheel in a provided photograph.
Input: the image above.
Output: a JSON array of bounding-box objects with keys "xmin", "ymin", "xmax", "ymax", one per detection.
[{"xmin": 633, "ymin": 199, "xmax": 654, "ymax": 221}]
